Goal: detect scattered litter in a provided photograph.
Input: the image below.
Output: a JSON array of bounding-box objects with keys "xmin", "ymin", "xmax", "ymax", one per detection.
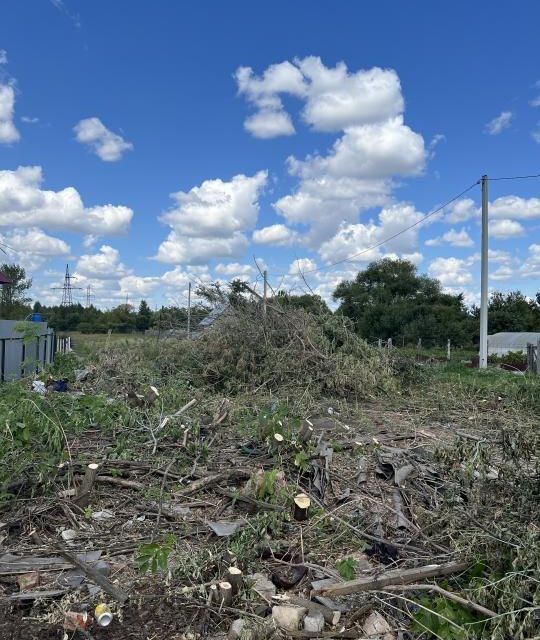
[
  {"xmin": 207, "ymin": 520, "xmax": 245, "ymax": 537},
  {"xmin": 60, "ymin": 529, "xmax": 77, "ymax": 544},
  {"xmin": 75, "ymin": 368, "xmax": 91, "ymax": 383},
  {"xmin": 91, "ymin": 509, "xmax": 115, "ymax": 520},
  {"xmin": 51, "ymin": 378, "xmax": 69, "ymax": 392},
  {"xmin": 95, "ymin": 602, "xmax": 114, "ymax": 627},
  {"xmin": 32, "ymin": 380, "xmax": 46, "ymax": 394},
  {"xmin": 64, "ymin": 611, "xmax": 90, "ymax": 631}
]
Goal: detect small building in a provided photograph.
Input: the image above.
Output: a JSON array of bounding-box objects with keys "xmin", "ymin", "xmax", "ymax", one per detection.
[
  {"xmin": 487, "ymin": 331, "xmax": 540, "ymax": 356},
  {"xmin": 0, "ymin": 271, "xmax": 11, "ymax": 286}
]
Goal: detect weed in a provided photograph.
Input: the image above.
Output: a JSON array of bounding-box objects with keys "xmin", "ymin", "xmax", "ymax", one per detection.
[
  {"xmin": 411, "ymin": 596, "xmax": 481, "ymax": 639},
  {"xmin": 136, "ymin": 535, "xmax": 175, "ymax": 575},
  {"xmin": 335, "ymin": 557, "xmax": 359, "ymax": 580}
]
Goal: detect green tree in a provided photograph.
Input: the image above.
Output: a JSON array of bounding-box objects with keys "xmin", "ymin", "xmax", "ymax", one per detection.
[
  {"xmin": 471, "ymin": 291, "xmax": 540, "ymax": 334},
  {"xmin": 274, "ymin": 291, "xmax": 331, "ymax": 316},
  {"xmin": 333, "ymin": 258, "xmax": 473, "ymax": 346},
  {"xmin": 0, "ymin": 263, "xmax": 33, "ymax": 319},
  {"xmin": 136, "ymin": 299, "xmax": 153, "ymax": 332}
]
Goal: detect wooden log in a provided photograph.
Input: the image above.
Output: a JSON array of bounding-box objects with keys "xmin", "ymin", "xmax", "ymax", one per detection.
[
  {"xmin": 293, "ymin": 493, "xmax": 311, "ymax": 521},
  {"xmin": 54, "ymin": 546, "xmax": 129, "ymax": 604},
  {"xmin": 178, "ymin": 469, "xmax": 251, "ymax": 496},
  {"xmin": 311, "ymin": 561, "xmax": 469, "ymax": 597},
  {"xmin": 219, "ymin": 581, "xmax": 233, "ymax": 606},
  {"xmin": 207, "ymin": 583, "xmax": 219, "ymax": 605},
  {"xmin": 95, "ymin": 476, "xmax": 144, "ymax": 490},
  {"xmin": 75, "ymin": 463, "xmax": 100, "ymax": 507},
  {"xmin": 226, "ymin": 567, "xmax": 243, "ymax": 595}
]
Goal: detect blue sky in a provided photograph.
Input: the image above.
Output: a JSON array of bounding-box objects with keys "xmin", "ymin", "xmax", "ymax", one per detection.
[{"xmin": 0, "ymin": 0, "xmax": 539, "ymax": 309}]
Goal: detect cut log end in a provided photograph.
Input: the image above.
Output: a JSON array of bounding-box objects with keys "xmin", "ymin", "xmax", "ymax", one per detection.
[
  {"xmin": 75, "ymin": 462, "xmax": 100, "ymax": 507},
  {"xmin": 226, "ymin": 566, "xmax": 243, "ymax": 595},
  {"xmin": 293, "ymin": 493, "xmax": 311, "ymax": 521},
  {"xmin": 219, "ymin": 580, "xmax": 233, "ymax": 607}
]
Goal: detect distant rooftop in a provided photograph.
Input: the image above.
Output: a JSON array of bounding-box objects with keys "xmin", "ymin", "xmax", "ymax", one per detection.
[
  {"xmin": 488, "ymin": 332, "xmax": 540, "ymax": 349},
  {"xmin": 0, "ymin": 271, "xmax": 11, "ymax": 285}
]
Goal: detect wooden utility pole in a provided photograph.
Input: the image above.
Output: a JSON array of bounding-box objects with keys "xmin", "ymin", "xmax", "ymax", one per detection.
[
  {"xmin": 187, "ymin": 281, "xmax": 192, "ymax": 339},
  {"xmin": 479, "ymin": 175, "xmax": 489, "ymax": 369}
]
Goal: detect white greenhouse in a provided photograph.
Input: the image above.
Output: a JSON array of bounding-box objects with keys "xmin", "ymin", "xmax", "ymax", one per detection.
[{"xmin": 487, "ymin": 331, "xmax": 540, "ymax": 356}]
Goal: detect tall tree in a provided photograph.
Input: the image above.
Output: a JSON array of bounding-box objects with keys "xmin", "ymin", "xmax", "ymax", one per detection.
[
  {"xmin": 0, "ymin": 263, "xmax": 33, "ymax": 319},
  {"xmin": 136, "ymin": 299, "xmax": 153, "ymax": 331},
  {"xmin": 333, "ymin": 258, "xmax": 473, "ymax": 346}
]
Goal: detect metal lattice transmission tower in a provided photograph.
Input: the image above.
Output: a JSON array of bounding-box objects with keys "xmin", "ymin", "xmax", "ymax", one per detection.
[
  {"xmin": 52, "ymin": 264, "xmax": 82, "ymax": 306},
  {"xmin": 86, "ymin": 284, "xmax": 94, "ymax": 308}
]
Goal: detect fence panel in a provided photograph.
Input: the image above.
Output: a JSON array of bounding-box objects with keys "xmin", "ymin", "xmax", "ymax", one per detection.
[{"xmin": 0, "ymin": 332, "xmax": 55, "ymax": 382}]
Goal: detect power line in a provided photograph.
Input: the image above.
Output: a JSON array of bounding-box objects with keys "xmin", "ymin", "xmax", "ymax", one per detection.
[
  {"xmin": 280, "ymin": 179, "xmax": 481, "ymax": 279},
  {"xmin": 488, "ymin": 173, "xmax": 540, "ymax": 181}
]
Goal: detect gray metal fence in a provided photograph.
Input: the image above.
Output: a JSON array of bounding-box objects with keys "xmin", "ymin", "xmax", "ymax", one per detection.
[{"xmin": 0, "ymin": 320, "xmax": 55, "ymax": 382}]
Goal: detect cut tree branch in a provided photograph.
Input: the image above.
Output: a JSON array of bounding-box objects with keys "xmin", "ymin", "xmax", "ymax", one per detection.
[{"xmin": 311, "ymin": 561, "xmax": 469, "ymax": 597}]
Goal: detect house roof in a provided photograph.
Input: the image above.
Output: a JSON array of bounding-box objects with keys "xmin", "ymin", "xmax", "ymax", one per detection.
[{"xmin": 0, "ymin": 271, "xmax": 11, "ymax": 285}]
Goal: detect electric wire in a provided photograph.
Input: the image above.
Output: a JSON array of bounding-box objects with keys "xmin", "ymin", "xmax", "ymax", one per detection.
[
  {"xmin": 272, "ymin": 179, "xmax": 481, "ymax": 279},
  {"xmin": 488, "ymin": 173, "xmax": 540, "ymax": 181}
]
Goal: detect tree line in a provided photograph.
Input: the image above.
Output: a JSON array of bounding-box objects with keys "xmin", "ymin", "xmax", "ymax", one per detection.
[{"xmin": 1, "ymin": 260, "xmax": 539, "ymax": 345}]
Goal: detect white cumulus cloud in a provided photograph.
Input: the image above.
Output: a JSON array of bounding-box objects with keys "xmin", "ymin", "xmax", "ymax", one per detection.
[
  {"xmin": 426, "ymin": 227, "xmax": 474, "ymax": 247},
  {"xmin": 155, "ymin": 171, "xmax": 267, "ymax": 264},
  {"xmin": 74, "ymin": 117, "xmax": 133, "ymax": 161},
  {"xmin": 490, "ymin": 195, "xmax": 540, "ymax": 219},
  {"xmin": 215, "ymin": 262, "xmax": 255, "ymax": 279},
  {"xmin": 0, "ymin": 166, "xmax": 133, "ymax": 235},
  {"xmin": 428, "ymin": 257, "xmax": 474, "ymax": 287},
  {"xmin": 319, "ymin": 203, "xmax": 423, "ymax": 264},
  {"xmin": 490, "ymin": 219, "xmax": 524, "ymax": 239},
  {"xmin": 0, "ymin": 227, "xmax": 70, "ymax": 271},
  {"xmin": 238, "ymin": 57, "xmax": 427, "ymax": 250},
  {"xmin": 76, "ymin": 245, "xmax": 130, "ymax": 279},
  {"xmin": 252, "ymin": 223, "xmax": 298, "ymax": 246},
  {"xmin": 520, "ymin": 244, "xmax": 540, "ymax": 278},
  {"xmin": 485, "ymin": 111, "xmax": 513, "ymax": 135},
  {"xmin": 0, "ymin": 83, "xmax": 20, "ymax": 144},
  {"xmin": 236, "ymin": 57, "xmax": 404, "ymax": 136}
]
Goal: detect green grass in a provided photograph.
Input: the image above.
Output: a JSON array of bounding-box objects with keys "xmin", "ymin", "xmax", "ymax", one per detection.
[
  {"xmin": 430, "ymin": 360, "xmax": 540, "ymax": 412},
  {"xmin": 62, "ymin": 331, "xmax": 150, "ymax": 354}
]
